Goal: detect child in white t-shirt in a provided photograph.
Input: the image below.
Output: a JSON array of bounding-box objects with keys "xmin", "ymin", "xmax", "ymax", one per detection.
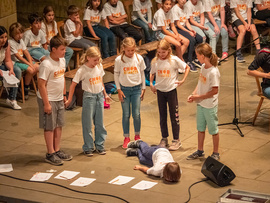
[
  {"xmin": 65, "ymin": 47, "xmax": 110, "ymax": 156},
  {"xmin": 9, "ymin": 22, "xmax": 39, "ymax": 99},
  {"xmin": 152, "ymin": 0, "xmax": 189, "ymax": 61},
  {"xmin": 83, "ymin": 0, "xmax": 117, "ymax": 58},
  {"xmin": 42, "ymin": 6, "xmax": 73, "ymax": 68},
  {"xmin": 230, "ymin": 0, "xmax": 260, "ymax": 63},
  {"xmin": 37, "ymin": 36, "xmax": 73, "ymax": 166},
  {"xmin": 187, "ymin": 43, "xmax": 220, "ymax": 161},
  {"xmin": 132, "ymin": 0, "xmax": 154, "ymax": 43},
  {"xmin": 64, "ymin": 5, "xmax": 95, "ymax": 50},
  {"xmin": 156, "ymin": 0, "xmax": 175, "ymax": 9},
  {"xmin": 23, "ymin": 13, "xmax": 50, "ymax": 62},
  {"xmin": 150, "ymin": 39, "xmax": 190, "ymax": 151},
  {"xmin": 114, "ymin": 37, "xmax": 146, "ymax": 149},
  {"xmin": 254, "ymin": 0, "xmax": 270, "ymax": 27},
  {"xmin": 203, "ymin": 0, "xmax": 229, "ymax": 60},
  {"xmin": 103, "ymin": 0, "xmax": 142, "ymax": 43},
  {"xmin": 126, "ymin": 140, "xmax": 181, "ymax": 182}
]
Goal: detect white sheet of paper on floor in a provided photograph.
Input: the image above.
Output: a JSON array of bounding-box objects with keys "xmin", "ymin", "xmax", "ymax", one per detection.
[
  {"xmin": 70, "ymin": 177, "xmax": 96, "ymax": 187},
  {"xmin": 131, "ymin": 180, "xmax": 158, "ymax": 190},
  {"xmin": 0, "ymin": 164, "xmax": 13, "ymax": 173},
  {"xmin": 30, "ymin": 172, "xmax": 53, "ymax": 182},
  {"xmin": 109, "ymin": 175, "xmax": 135, "ymax": 185},
  {"xmin": 54, "ymin": 170, "xmax": 80, "ymax": 180}
]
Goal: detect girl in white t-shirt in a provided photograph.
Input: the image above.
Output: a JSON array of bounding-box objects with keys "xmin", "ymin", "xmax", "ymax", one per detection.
[
  {"xmin": 42, "ymin": 6, "xmax": 73, "ymax": 68},
  {"xmin": 9, "ymin": 22, "xmax": 39, "ymax": 99},
  {"xmin": 83, "ymin": 0, "xmax": 117, "ymax": 58},
  {"xmin": 187, "ymin": 43, "xmax": 220, "ymax": 161},
  {"xmin": 156, "ymin": 0, "xmax": 175, "ymax": 9},
  {"xmin": 150, "ymin": 39, "xmax": 190, "ymax": 151},
  {"xmin": 254, "ymin": 0, "xmax": 270, "ymax": 27},
  {"xmin": 65, "ymin": 47, "xmax": 110, "ymax": 156},
  {"xmin": 114, "ymin": 37, "xmax": 146, "ymax": 149},
  {"xmin": 152, "ymin": 0, "xmax": 189, "ymax": 61}
]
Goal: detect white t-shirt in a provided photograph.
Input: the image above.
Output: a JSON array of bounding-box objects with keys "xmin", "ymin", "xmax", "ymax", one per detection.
[
  {"xmin": 37, "ymin": 55, "xmax": 66, "ymax": 101},
  {"xmin": 0, "ymin": 47, "xmax": 6, "ymax": 65},
  {"xmin": 185, "ymin": 0, "xmax": 205, "ymax": 23},
  {"xmin": 131, "ymin": 0, "xmax": 152, "ymax": 22},
  {"xmin": 150, "ymin": 55, "xmax": 186, "ymax": 92},
  {"xmin": 171, "ymin": 4, "xmax": 189, "ymax": 27},
  {"xmin": 254, "ymin": 0, "xmax": 270, "ymax": 14},
  {"xmin": 204, "ymin": 0, "xmax": 225, "ymax": 23},
  {"xmin": 83, "ymin": 8, "xmax": 106, "ymax": 26},
  {"xmin": 155, "ymin": 0, "xmax": 175, "ymax": 3},
  {"xmin": 152, "ymin": 8, "xmax": 172, "ymax": 31},
  {"xmin": 9, "ymin": 39, "xmax": 27, "ymax": 63},
  {"xmin": 230, "ymin": 0, "xmax": 253, "ymax": 22},
  {"xmin": 64, "ymin": 19, "xmax": 82, "ymax": 45},
  {"xmin": 23, "ymin": 29, "xmax": 47, "ymax": 49},
  {"xmin": 197, "ymin": 64, "xmax": 220, "ymax": 108},
  {"xmin": 103, "ymin": 1, "xmax": 127, "ymax": 27},
  {"xmin": 73, "ymin": 64, "xmax": 105, "ymax": 94},
  {"xmin": 147, "ymin": 148, "xmax": 175, "ymax": 178},
  {"xmin": 114, "ymin": 54, "xmax": 146, "ymax": 89},
  {"xmin": 41, "ymin": 21, "xmax": 58, "ymax": 41}
]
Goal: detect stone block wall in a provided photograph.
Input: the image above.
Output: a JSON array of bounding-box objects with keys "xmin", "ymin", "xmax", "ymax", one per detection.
[{"xmin": 0, "ymin": 0, "xmax": 17, "ymax": 30}]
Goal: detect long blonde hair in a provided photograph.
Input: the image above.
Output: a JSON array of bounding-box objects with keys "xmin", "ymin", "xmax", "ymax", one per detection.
[
  {"xmin": 151, "ymin": 39, "xmax": 172, "ymax": 64},
  {"xmin": 195, "ymin": 43, "xmax": 218, "ymax": 67},
  {"xmin": 43, "ymin": 6, "xmax": 56, "ymax": 38},
  {"xmin": 120, "ymin": 37, "xmax": 138, "ymax": 63},
  {"xmin": 79, "ymin": 46, "xmax": 102, "ymax": 67}
]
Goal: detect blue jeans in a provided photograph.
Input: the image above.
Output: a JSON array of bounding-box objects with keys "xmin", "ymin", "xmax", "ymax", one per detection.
[
  {"xmin": 205, "ymin": 20, "xmax": 229, "ymax": 53},
  {"xmin": 69, "ymin": 38, "xmax": 95, "ymax": 51},
  {"xmin": 84, "ymin": 25, "xmax": 117, "ymax": 58},
  {"xmin": 82, "ymin": 91, "xmax": 107, "ymax": 152},
  {"xmin": 0, "ymin": 64, "xmax": 21, "ymax": 100},
  {"xmin": 28, "ymin": 47, "xmax": 50, "ymax": 61},
  {"xmin": 132, "ymin": 18, "xmax": 154, "ymax": 43},
  {"xmin": 65, "ymin": 47, "xmax": 73, "ymax": 67},
  {"xmin": 121, "ymin": 85, "xmax": 142, "ymax": 137},
  {"xmin": 137, "ymin": 141, "xmax": 160, "ymax": 166},
  {"xmin": 263, "ymin": 87, "xmax": 270, "ymax": 99}
]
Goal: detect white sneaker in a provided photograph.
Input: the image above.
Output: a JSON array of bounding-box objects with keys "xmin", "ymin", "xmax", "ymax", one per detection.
[{"xmin": 6, "ymin": 99, "xmax": 22, "ymax": 110}]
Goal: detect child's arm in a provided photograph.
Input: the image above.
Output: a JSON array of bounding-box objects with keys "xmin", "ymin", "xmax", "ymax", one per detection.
[
  {"xmin": 185, "ymin": 20, "xmax": 196, "ymax": 37},
  {"xmin": 108, "ymin": 14, "xmax": 127, "ymax": 25},
  {"xmin": 42, "ymin": 43, "xmax": 48, "ymax": 50},
  {"xmin": 176, "ymin": 64, "xmax": 190, "ymax": 86},
  {"xmin": 38, "ymin": 78, "xmax": 51, "ymax": 114},
  {"xmin": 220, "ymin": 6, "xmax": 227, "ymax": 31},
  {"xmin": 23, "ymin": 49, "xmax": 35, "ymax": 67},
  {"xmin": 234, "ymin": 7, "xmax": 248, "ymax": 26},
  {"xmin": 170, "ymin": 23, "xmax": 181, "ymax": 41},
  {"xmin": 147, "ymin": 9, "xmax": 152, "ymax": 28},
  {"xmin": 136, "ymin": 10, "xmax": 149, "ymax": 25},
  {"xmin": 72, "ymin": 17, "xmax": 84, "ymax": 37},
  {"xmin": 114, "ymin": 63, "xmax": 125, "ymax": 102},
  {"xmin": 189, "ymin": 16, "xmax": 207, "ymax": 30},
  {"xmin": 85, "ymin": 20, "xmax": 99, "ymax": 39},
  {"xmin": 247, "ymin": 7, "xmax": 252, "ymax": 26},
  {"xmin": 4, "ymin": 45, "xmax": 15, "ymax": 76},
  {"xmin": 102, "ymin": 79, "xmax": 111, "ymax": 104},
  {"xmin": 207, "ymin": 11, "xmax": 220, "ymax": 34},
  {"xmin": 134, "ymin": 165, "xmax": 149, "ymax": 173},
  {"xmin": 162, "ymin": 25, "xmax": 178, "ymax": 39},
  {"xmin": 14, "ymin": 52, "xmax": 32, "ymax": 67},
  {"xmin": 190, "ymin": 86, "xmax": 219, "ymax": 102},
  {"xmin": 140, "ymin": 66, "xmax": 146, "ymax": 101},
  {"xmin": 199, "ymin": 12, "xmax": 206, "ymax": 27},
  {"xmin": 65, "ymin": 81, "xmax": 77, "ymax": 108},
  {"xmin": 103, "ymin": 18, "xmax": 110, "ymax": 29},
  {"xmin": 256, "ymin": 3, "xmax": 270, "ymax": 11},
  {"xmin": 150, "ymin": 73, "xmax": 157, "ymax": 94}
]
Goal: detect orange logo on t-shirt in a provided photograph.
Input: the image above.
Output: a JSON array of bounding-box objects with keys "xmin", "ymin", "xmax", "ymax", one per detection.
[
  {"xmin": 237, "ymin": 4, "xmax": 247, "ymax": 11},
  {"xmin": 179, "ymin": 16, "xmax": 186, "ymax": 23},
  {"xmin": 157, "ymin": 69, "xmax": 171, "ymax": 77},
  {"xmin": 211, "ymin": 5, "xmax": 220, "ymax": 13},
  {"xmin": 54, "ymin": 68, "xmax": 65, "ymax": 78},
  {"xmin": 89, "ymin": 76, "xmax": 102, "ymax": 85},
  {"xmin": 164, "ymin": 19, "xmax": 171, "ymax": 27},
  {"xmin": 123, "ymin": 66, "xmax": 139, "ymax": 74},
  {"xmin": 91, "ymin": 16, "xmax": 100, "ymax": 23},
  {"xmin": 192, "ymin": 11, "xmax": 200, "ymax": 17},
  {"xmin": 31, "ymin": 41, "xmax": 40, "ymax": 47},
  {"xmin": 199, "ymin": 73, "xmax": 207, "ymax": 84},
  {"xmin": 17, "ymin": 49, "xmax": 23, "ymax": 57},
  {"xmin": 49, "ymin": 30, "xmax": 55, "ymax": 38},
  {"xmin": 141, "ymin": 8, "xmax": 147, "ymax": 14},
  {"xmin": 112, "ymin": 12, "xmax": 121, "ymax": 18}
]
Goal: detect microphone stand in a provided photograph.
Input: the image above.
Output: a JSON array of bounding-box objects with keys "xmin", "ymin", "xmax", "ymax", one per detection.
[{"xmin": 218, "ymin": 36, "xmax": 260, "ymax": 137}]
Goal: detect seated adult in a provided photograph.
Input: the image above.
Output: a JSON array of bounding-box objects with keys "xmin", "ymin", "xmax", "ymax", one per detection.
[
  {"xmin": 247, "ymin": 48, "xmax": 270, "ymax": 98},
  {"xmin": 254, "ymin": 0, "xmax": 270, "ymax": 27}
]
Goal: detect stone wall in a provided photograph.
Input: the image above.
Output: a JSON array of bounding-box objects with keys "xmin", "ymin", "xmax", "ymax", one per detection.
[{"xmin": 0, "ymin": 0, "xmax": 17, "ymax": 30}]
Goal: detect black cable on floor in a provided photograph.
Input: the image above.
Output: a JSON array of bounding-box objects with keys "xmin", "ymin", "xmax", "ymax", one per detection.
[
  {"xmin": 0, "ymin": 173, "xmax": 129, "ymax": 203},
  {"xmin": 185, "ymin": 178, "xmax": 208, "ymax": 203}
]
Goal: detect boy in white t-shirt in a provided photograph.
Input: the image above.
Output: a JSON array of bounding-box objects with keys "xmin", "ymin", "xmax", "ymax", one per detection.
[
  {"xmin": 132, "ymin": 0, "xmax": 154, "ymax": 43},
  {"xmin": 37, "ymin": 36, "xmax": 73, "ymax": 166},
  {"xmin": 23, "ymin": 13, "xmax": 50, "ymax": 62},
  {"xmin": 231, "ymin": 0, "xmax": 260, "ymax": 63},
  {"xmin": 64, "ymin": 5, "xmax": 95, "ymax": 50},
  {"xmin": 254, "ymin": 0, "xmax": 270, "ymax": 27},
  {"xmin": 103, "ymin": 0, "xmax": 142, "ymax": 43}
]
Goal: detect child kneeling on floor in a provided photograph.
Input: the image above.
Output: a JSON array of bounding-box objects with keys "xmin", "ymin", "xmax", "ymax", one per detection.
[{"xmin": 126, "ymin": 140, "xmax": 181, "ymax": 182}]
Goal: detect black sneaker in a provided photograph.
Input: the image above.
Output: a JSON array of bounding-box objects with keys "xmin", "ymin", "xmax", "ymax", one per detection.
[
  {"xmin": 186, "ymin": 150, "xmax": 205, "ymax": 160},
  {"xmin": 45, "ymin": 153, "xmax": 64, "ymax": 166},
  {"xmin": 127, "ymin": 140, "xmax": 142, "ymax": 148},
  {"xmin": 126, "ymin": 148, "xmax": 138, "ymax": 156},
  {"xmin": 192, "ymin": 59, "xmax": 202, "ymax": 69},
  {"xmin": 24, "ymin": 87, "xmax": 30, "ymax": 100},
  {"xmin": 55, "ymin": 150, "xmax": 73, "ymax": 161},
  {"xmin": 187, "ymin": 62, "xmax": 198, "ymax": 73},
  {"xmin": 96, "ymin": 149, "xmax": 106, "ymax": 155},
  {"xmin": 84, "ymin": 150, "xmax": 94, "ymax": 157},
  {"xmin": 159, "ymin": 138, "xmax": 168, "ymax": 148}
]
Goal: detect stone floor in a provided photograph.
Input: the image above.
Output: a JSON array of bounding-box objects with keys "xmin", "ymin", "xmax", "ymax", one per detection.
[{"xmin": 0, "ymin": 52, "xmax": 270, "ymax": 203}]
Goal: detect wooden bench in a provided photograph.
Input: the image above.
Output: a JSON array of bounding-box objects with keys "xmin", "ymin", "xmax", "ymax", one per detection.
[{"xmin": 137, "ymin": 41, "xmax": 159, "ymax": 52}]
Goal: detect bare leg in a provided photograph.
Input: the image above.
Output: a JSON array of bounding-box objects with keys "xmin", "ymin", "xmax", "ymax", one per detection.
[
  {"xmin": 44, "ymin": 130, "xmax": 55, "ymax": 154},
  {"xmin": 212, "ymin": 133, "xmax": 219, "ymax": 153},
  {"xmin": 53, "ymin": 127, "xmax": 62, "ymax": 152},
  {"xmin": 164, "ymin": 35, "xmax": 183, "ymax": 60},
  {"xmin": 198, "ymin": 131, "xmax": 205, "ymax": 151}
]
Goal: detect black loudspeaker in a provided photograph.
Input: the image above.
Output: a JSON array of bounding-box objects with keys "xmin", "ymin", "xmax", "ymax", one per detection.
[{"xmin": 201, "ymin": 156, "xmax": 236, "ymax": 187}]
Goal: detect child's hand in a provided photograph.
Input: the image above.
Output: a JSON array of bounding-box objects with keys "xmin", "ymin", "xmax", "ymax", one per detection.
[
  {"xmin": 65, "ymin": 99, "xmax": 71, "ymax": 108},
  {"xmin": 134, "ymin": 165, "xmax": 141, "ymax": 170},
  {"xmin": 148, "ymin": 23, "xmax": 152, "ymax": 29},
  {"xmin": 150, "ymin": 84, "xmax": 157, "ymax": 94},
  {"xmin": 118, "ymin": 90, "xmax": 125, "ymax": 102},
  {"xmin": 187, "ymin": 95, "xmax": 193, "ymax": 103},
  {"xmin": 140, "ymin": 89, "xmax": 145, "ymax": 101},
  {"xmin": 105, "ymin": 95, "xmax": 112, "ymax": 104},
  {"xmin": 44, "ymin": 104, "xmax": 52, "ymax": 114},
  {"xmin": 175, "ymin": 80, "xmax": 184, "ymax": 87}
]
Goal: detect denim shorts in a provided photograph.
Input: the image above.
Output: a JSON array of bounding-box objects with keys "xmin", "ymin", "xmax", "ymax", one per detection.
[
  {"xmin": 154, "ymin": 29, "xmax": 174, "ymax": 40},
  {"xmin": 28, "ymin": 47, "xmax": 50, "ymax": 61},
  {"xmin": 197, "ymin": 104, "xmax": 219, "ymax": 135}
]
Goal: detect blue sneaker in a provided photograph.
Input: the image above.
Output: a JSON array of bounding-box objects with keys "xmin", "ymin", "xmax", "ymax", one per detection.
[
  {"xmin": 187, "ymin": 62, "xmax": 198, "ymax": 73},
  {"xmin": 192, "ymin": 59, "xmax": 202, "ymax": 69},
  {"xmin": 236, "ymin": 54, "xmax": 245, "ymax": 63}
]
